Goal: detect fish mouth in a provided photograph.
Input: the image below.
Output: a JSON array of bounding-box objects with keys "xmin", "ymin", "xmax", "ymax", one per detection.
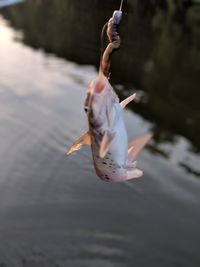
[
  {"xmin": 94, "ymin": 79, "xmax": 105, "ymax": 93},
  {"xmin": 84, "ymin": 73, "xmax": 107, "ymax": 113},
  {"xmin": 94, "ymin": 72, "xmax": 107, "ymax": 93}
]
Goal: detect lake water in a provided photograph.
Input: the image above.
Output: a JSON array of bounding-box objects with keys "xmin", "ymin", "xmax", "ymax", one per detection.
[
  {"xmin": 0, "ymin": 0, "xmax": 23, "ymax": 8},
  {"xmin": 0, "ymin": 1, "xmax": 200, "ymax": 267}
]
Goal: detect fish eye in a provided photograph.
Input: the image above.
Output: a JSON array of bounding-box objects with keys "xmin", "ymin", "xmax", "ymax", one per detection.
[{"xmin": 84, "ymin": 106, "xmax": 89, "ymax": 113}]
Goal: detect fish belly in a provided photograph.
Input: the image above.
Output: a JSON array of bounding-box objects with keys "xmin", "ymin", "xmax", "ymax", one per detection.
[
  {"xmin": 109, "ymin": 110, "xmax": 128, "ymax": 165},
  {"xmin": 92, "ymin": 104, "xmax": 129, "ymax": 182}
]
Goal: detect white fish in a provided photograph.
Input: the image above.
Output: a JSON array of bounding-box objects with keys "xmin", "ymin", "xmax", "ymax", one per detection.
[{"xmin": 67, "ymin": 71, "xmax": 152, "ymax": 182}]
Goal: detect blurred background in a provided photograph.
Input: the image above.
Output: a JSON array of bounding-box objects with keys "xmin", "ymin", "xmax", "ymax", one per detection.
[{"xmin": 0, "ymin": 0, "xmax": 200, "ymax": 266}]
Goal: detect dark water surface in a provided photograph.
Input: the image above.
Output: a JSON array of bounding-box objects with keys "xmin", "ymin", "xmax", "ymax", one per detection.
[{"xmin": 0, "ymin": 1, "xmax": 200, "ymax": 266}]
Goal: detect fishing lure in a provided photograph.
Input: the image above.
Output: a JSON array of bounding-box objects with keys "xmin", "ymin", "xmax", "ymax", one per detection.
[{"xmin": 67, "ymin": 0, "xmax": 152, "ymax": 182}]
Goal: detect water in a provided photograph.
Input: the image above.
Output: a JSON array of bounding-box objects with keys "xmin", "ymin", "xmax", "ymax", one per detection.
[
  {"xmin": 0, "ymin": 0, "xmax": 23, "ymax": 8},
  {"xmin": 0, "ymin": 1, "xmax": 200, "ymax": 266}
]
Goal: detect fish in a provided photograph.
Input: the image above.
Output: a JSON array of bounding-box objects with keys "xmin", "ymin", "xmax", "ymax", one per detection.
[
  {"xmin": 67, "ymin": 71, "xmax": 152, "ymax": 182},
  {"xmin": 66, "ymin": 0, "xmax": 152, "ymax": 182}
]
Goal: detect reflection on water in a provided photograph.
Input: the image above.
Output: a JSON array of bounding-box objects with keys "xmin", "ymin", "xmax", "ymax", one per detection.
[
  {"xmin": 0, "ymin": 0, "xmax": 23, "ymax": 8},
  {"xmin": 0, "ymin": 1, "xmax": 200, "ymax": 267}
]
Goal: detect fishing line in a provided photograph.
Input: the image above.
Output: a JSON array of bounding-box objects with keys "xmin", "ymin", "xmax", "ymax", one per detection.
[{"xmin": 119, "ymin": 0, "xmax": 124, "ymax": 11}]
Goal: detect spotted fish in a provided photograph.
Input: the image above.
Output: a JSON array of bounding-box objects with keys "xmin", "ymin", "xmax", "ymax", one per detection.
[{"xmin": 67, "ymin": 71, "xmax": 152, "ymax": 182}]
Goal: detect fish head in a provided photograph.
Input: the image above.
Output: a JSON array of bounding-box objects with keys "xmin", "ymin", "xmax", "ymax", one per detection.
[{"xmin": 84, "ymin": 72, "xmax": 118, "ymax": 122}]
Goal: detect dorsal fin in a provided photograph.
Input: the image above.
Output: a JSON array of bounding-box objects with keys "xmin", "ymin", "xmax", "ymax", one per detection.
[{"xmin": 120, "ymin": 93, "xmax": 136, "ymax": 109}]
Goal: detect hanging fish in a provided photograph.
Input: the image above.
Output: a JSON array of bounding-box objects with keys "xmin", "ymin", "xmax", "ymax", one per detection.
[{"xmin": 67, "ymin": 0, "xmax": 152, "ymax": 182}]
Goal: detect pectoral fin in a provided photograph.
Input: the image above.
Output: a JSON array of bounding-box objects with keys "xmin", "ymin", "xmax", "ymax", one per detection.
[
  {"xmin": 128, "ymin": 132, "xmax": 153, "ymax": 163},
  {"xmin": 120, "ymin": 93, "xmax": 136, "ymax": 109},
  {"xmin": 66, "ymin": 131, "xmax": 91, "ymax": 156},
  {"xmin": 99, "ymin": 131, "xmax": 115, "ymax": 158}
]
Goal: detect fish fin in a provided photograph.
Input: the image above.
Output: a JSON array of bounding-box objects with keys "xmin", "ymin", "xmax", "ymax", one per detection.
[
  {"xmin": 126, "ymin": 168, "xmax": 143, "ymax": 180},
  {"xmin": 120, "ymin": 93, "xmax": 136, "ymax": 109},
  {"xmin": 99, "ymin": 131, "xmax": 115, "ymax": 158},
  {"xmin": 127, "ymin": 132, "xmax": 153, "ymax": 163},
  {"xmin": 66, "ymin": 131, "xmax": 91, "ymax": 156}
]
